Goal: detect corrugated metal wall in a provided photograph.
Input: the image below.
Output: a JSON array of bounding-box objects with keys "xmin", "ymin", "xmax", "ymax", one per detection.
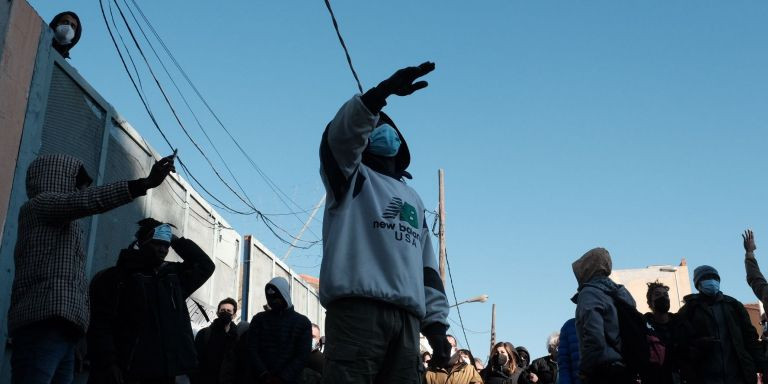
[{"xmin": 0, "ymin": 5, "xmax": 325, "ymax": 378}]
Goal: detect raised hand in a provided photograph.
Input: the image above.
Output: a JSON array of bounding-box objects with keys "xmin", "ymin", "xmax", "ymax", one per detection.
[
  {"xmin": 377, "ymin": 62, "xmax": 436, "ymax": 97},
  {"xmin": 144, "ymin": 153, "xmax": 176, "ymax": 189},
  {"xmin": 744, "ymin": 229, "xmax": 757, "ymax": 253}
]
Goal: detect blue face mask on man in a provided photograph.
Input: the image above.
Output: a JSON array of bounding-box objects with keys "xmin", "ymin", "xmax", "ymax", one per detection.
[
  {"xmin": 698, "ymin": 279, "xmax": 720, "ymax": 296},
  {"xmin": 367, "ymin": 124, "xmax": 401, "ymax": 157}
]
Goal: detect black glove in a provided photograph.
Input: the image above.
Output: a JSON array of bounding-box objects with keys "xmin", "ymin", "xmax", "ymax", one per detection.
[
  {"xmin": 128, "ymin": 153, "xmax": 176, "ymax": 198},
  {"xmin": 424, "ymin": 323, "xmax": 451, "ymax": 369},
  {"xmin": 361, "ymin": 62, "xmax": 435, "ymax": 114}
]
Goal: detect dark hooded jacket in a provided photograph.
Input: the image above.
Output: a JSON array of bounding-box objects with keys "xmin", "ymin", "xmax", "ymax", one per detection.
[
  {"xmin": 248, "ymin": 277, "xmax": 312, "ymax": 384},
  {"xmin": 49, "ymin": 11, "xmax": 82, "ymax": 59},
  {"xmin": 192, "ymin": 317, "xmax": 242, "ymax": 384},
  {"xmin": 519, "ymin": 355, "xmax": 557, "ymax": 384},
  {"xmin": 572, "ymin": 248, "xmax": 636, "ymax": 375},
  {"xmin": 8, "ymin": 154, "xmax": 134, "ymax": 335},
  {"xmin": 675, "ymin": 291, "xmax": 765, "ymax": 384},
  {"xmin": 87, "ymin": 237, "xmax": 215, "ymax": 381}
]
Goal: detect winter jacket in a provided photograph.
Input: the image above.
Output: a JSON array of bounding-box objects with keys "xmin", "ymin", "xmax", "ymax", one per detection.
[
  {"xmin": 480, "ymin": 364, "xmax": 522, "ymax": 384},
  {"xmin": 8, "ymin": 154, "xmax": 136, "ymax": 334},
  {"xmin": 675, "ymin": 292, "xmax": 765, "ymax": 384},
  {"xmin": 519, "ymin": 356, "xmax": 557, "ymax": 384},
  {"xmin": 642, "ymin": 312, "xmax": 678, "ymax": 384},
  {"xmin": 573, "ymin": 277, "xmax": 635, "ymax": 375},
  {"xmin": 318, "ymin": 94, "xmax": 449, "ymax": 332},
  {"xmin": 192, "ymin": 318, "xmax": 241, "ymax": 384},
  {"xmin": 557, "ymin": 318, "xmax": 581, "ymax": 384},
  {"xmin": 219, "ymin": 326, "xmax": 253, "ymax": 384},
  {"xmin": 87, "ymin": 237, "xmax": 215, "ymax": 381},
  {"xmin": 248, "ymin": 277, "xmax": 312, "ymax": 384},
  {"xmin": 572, "ymin": 248, "xmax": 634, "ymax": 376},
  {"xmin": 425, "ymin": 363, "xmax": 483, "ymax": 384}
]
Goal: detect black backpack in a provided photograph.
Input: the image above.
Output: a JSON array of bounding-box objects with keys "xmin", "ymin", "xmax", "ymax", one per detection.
[{"xmin": 609, "ymin": 290, "xmax": 651, "ymax": 376}]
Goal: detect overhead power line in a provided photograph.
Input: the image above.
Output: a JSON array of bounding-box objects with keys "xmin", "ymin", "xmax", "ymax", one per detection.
[
  {"xmin": 446, "ymin": 249, "xmax": 471, "ymax": 352},
  {"xmin": 99, "ymin": 0, "xmax": 320, "ymax": 249},
  {"xmin": 323, "ymin": 0, "xmax": 364, "ymax": 94}
]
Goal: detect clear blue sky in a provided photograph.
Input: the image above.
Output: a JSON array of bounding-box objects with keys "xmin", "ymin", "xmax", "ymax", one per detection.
[{"xmin": 31, "ymin": 0, "xmax": 768, "ymax": 358}]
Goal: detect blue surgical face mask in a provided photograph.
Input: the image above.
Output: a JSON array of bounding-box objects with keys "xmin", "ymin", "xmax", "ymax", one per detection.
[
  {"xmin": 698, "ymin": 279, "xmax": 720, "ymax": 296},
  {"xmin": 151, "ymin": 224, "xmax": 173, "ymax": 243},
  {"xmin": 367, "ymin": 124, "xmax": 401, "ymax": 157}
]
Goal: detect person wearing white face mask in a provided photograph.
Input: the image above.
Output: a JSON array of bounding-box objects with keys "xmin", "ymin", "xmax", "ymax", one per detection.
[
  {"xmin": 675, "ymin": 264, "xmax": 766, "ymax": 384},
  {"xmin": 49, "ymin": 11, "xmax": 82, "ymax": 59}
]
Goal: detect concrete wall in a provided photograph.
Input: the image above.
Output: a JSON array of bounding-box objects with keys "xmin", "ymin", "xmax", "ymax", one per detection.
[
  {"xmin": 610, "ymin": 264, "xmax": 692, "ymax": 314},
  {"xmin": 0, "ymin": 0, "xmax": 40, "ymax": 246}
]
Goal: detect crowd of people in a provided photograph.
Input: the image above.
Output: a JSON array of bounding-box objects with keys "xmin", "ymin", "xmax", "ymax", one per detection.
[{"xmin": 7, "ymin": 13, "xmax": 768, "ymax": 384}]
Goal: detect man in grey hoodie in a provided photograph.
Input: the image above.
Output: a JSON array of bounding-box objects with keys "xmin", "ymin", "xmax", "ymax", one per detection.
[
  {"xmin": 572, "ymin": 247, "xmax": 636, "ymax": 384},
  {"xmin": 318, "ymin": 62, "xmax": 451, "ymax": 383}
]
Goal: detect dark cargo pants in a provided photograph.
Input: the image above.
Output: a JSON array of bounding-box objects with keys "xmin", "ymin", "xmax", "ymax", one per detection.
[{"xmin": 321, "ymin": 298, "xmax": 421, "ymax": 384}]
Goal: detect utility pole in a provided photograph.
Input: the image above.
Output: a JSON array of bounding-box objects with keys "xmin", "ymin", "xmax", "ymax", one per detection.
[
  {"xmin": 490, "ymin": 303, "xmax": 496, "ymax": 355},
  {"xmin": 282, "ymin": 194, "xmax": 326, "ymax": 262},
  {"xmin": 438, "ymin": 169, "xmax": 447, "ymax": 285}
]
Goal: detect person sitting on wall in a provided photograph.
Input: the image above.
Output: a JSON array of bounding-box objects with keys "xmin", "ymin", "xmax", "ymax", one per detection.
[
  {"xmin": 49, "ymin": 11, "xmax": 82, "ymax": 59},
  {"xmin": 8, "ymin": 153, "xmax": 174, "ymax": 384},
  {"xmin": 87, "ymin": 218, "xmax": 215, "ymax": 384}
]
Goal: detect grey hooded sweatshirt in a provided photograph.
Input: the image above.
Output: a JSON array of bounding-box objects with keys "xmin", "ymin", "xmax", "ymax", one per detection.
[
  {"xmin": 318, "ymin": 95, "xmax": 449, "ymax": 331},
  {"xmin": 572, "ymin": 248, "xmax": 636, "ymax": 375}
]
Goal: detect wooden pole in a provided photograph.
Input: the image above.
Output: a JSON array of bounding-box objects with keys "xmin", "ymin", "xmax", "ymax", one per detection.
[
  {"xmin": 490, "ymin": 303, "xmax": 496, "ymax": 356},
  {"xmin": 282, "ymin": 194, "xmax": 326, "ymax": 262},
  {"xmin": 438, "ymin": 169, "xmax": 446, "ymax": 285}
]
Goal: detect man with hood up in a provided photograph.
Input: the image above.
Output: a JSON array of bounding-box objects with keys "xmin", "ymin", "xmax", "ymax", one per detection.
[
  {"xmin": 87, "ymin": 218, "xmax": 215, "ymax": 384},
  {"xmin": 49, "ymin": 11, "xmax": 82, "ymax": 59},
  {"xmin": 318, "ymin": 61, "xmax": 451, "ymax": 383},
  {"xmin": 248, "ymin": 277, "xmax": 312, "ymax": 384},
  {"xmin": 8, "ymin": 153, "xmax": 174, "ymax": 384},
  {"xmin": 675, "ymin": 265, "xmax": 765, "ymax": 384},
  {"xmin": 572, "ymin": 247, "xmax": 636, "ymax": 384}
]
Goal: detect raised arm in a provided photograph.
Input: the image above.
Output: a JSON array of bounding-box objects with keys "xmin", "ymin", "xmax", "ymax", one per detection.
[
  {"xmin": 320, "ymin": 62, "xmax": 435, "ymax": 202},
  {"xmin": 172, "ymin": 236, "xmax": 215, "ymax": 297},
  {"xmin": 30, "ymin": 154, "xmax": 175, "ymax": 223},
  {"xmin": 743, "ymin": 230, "xmax": 768, "ymax": 308}
]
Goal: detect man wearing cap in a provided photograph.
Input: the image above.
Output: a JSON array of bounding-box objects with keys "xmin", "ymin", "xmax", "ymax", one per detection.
[
  {"xmin": 87, "ymin": 218, "xmax": 215, "ymax": 384},
  {"xmin": 318, "ymin": 62, "xmax": 451, "ymax": 383},
  {"xmin": 675, "ymin": 264, "xmax": 765, "ymax": 384}
]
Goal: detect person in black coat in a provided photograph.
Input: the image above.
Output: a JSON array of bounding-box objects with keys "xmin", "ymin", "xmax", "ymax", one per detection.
[
  {"xmin": 192, "ymin": 298, "xmax": 245, "ymax": 384},
  {"xmin": 87, "ymin": 218, "xmax": 215, "ymax": 384},
  {"xmin": 248, "ymin": 277, "xmax": 312, "ymax": 384},
  {"xmin": 519, "ymin": 333, "xmax": 559, "ymax": 384}
]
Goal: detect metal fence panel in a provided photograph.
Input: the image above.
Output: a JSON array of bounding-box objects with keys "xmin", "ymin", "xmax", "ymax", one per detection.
[{"xmin": 248, "ymin": 243, "xmax": 273, "ymax": 317}]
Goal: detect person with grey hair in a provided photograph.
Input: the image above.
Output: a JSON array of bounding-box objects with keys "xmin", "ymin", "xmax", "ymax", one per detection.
[{"xmin": 519, "ymin": 332, "xmax": 559, "ymax": 384}]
